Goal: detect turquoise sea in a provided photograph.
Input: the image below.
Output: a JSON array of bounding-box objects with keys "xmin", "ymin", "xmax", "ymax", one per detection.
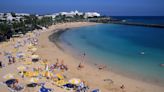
[{"xmin": 57, "ymin": 18, "xmax": 164, "ymax": 86}]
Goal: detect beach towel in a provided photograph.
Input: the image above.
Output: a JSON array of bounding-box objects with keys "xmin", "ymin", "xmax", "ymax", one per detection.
[
  {"xmin": 92, "ymin": 89, "xmax": 100, "ymax": 92},
  {"xmin": 39, "ymin": 86, "xmax": 52, "ymax": 92}
]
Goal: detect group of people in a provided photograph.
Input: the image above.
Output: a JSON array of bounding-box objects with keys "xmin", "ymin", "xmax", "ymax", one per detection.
[
  {"xmin": 0, "ymin": 51, "xmax": 16, "ymax": 68},
  {"xmin": 7, "ymin": 55, "xmax": 16, "ymax": 65},
  {"xmin": 50, "ymin": 58, "xmax": 68, "ymax": 71},
  {"xmin": 0, "ymin": 29, "xmax": 103, "ymax": 92},
  {"xmin": 76, "ymin": 80, "xmax": 89, "ymax": 92}
]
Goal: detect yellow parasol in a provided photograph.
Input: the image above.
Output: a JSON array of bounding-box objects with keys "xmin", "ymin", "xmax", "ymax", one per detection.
[
  {"xmin": 24, "ymin": 61, "xmax": 32, "ymax": 65},
  {"xmin": 55, "ymin": 80, "xmax": 68, "ymax": 86},
  {"xmin": 45, "ymin": 71, "xmax": 53, "ymax": 78},
  {"xmin": 30, "ymin": 78, "xmax": 38, "ymax": 83},
  {"xmin": 31, "ymin": 55, "xmax": 39, "ymax": 59},
  {"xmin": 69, "ymin": 78, "xmax": 81, "ymax": 85},
  {"xmin": 28, "ymin": 44, "xmax": 34, "ymax": 49},
  {"xmin": 55, "ymin": 73, "xmax": 64, "ymax": 80},
  {"xmin": 12, "ymin": 48, "xmax": 18, "ymax": 53}
]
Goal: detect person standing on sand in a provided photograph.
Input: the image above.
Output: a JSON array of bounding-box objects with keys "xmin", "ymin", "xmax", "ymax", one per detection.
[
  {"xmin": 0, "ymin": 61, "xmax": 2, "ymax": 68},
  {"xmin": 0, "ymin": 52, "xmax": 3, "ymax": 68},
  {"xmin": 77, "ymin": 52, "xmax": 86, "ymax": 70},
  {"xmin": 12, "ymin": 56, "xmax": 16, "ymax": 63},
  {"xmin": 54, "ymin": 58, "xmax": 60, "ymax": 69},
  {"xmin": 8, "ymin": 57, "xmax": 12, "ymax": 65}
]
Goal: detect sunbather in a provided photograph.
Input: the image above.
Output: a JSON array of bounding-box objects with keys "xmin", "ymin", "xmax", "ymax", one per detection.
[{"xmin": 12, "ymin": 56, "xmax": 16, "ymax": 63}]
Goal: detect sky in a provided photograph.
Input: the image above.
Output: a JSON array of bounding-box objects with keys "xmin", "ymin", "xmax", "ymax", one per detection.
[{"xmin": 0, "ymin": 0, "xmax": 164, "ymax": 16}]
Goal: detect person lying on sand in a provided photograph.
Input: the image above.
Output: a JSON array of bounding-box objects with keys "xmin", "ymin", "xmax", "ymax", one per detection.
[
  {"xmin": 98, "ymin": 64, "xmax": 107, "ymax": 70},
  {"xmin": 120, "ymin": 84, "xmax": 125, "ymax": 89}
]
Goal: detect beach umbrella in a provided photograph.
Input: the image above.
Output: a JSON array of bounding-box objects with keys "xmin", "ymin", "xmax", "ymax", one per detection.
[
  {"xmin": 28, "ymin": 44, "xmax": 34, "ymax": 49},
  {"xmin": 31, "ymin": 47, "xmax": 37, "ymax": 52},
  {"xmin": 31, "ymin": 55, "xmax": 39, "ymax": 59},
  {"xmin": 24, "ymin": 61, "xmax": 32, "ymax": 65},
  {"xmin": 12, "ymin": 48, "xmax": 18, "ymax": 53},
  {"xmin": 3, "ymin": 74, "xmax": 14, "ymax": 79},
  {"xmin": 69, "ymin": 78, "xmax": 81, "ymax": 85},
  {"xmin": 30, "ymin": 78, "xmax": 39, "ymax": 83},
  {"xmin": 45, "ymin": 71, "xmax": 53, "ymax": 78},
  {"xmin": 55, "ymin": 74, "xmax": 64, "ymax": 80},
  {"xmin": 17, "ymin": 65, "xmax": 26, "ymax": 71}
]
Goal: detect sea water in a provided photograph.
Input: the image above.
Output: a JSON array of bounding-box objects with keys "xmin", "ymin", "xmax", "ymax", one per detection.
[
  {"xmin": 58, "ymin": 20, "xmax": 164, "ymax": 86},
  {"xmin": 111, "ymin": 16, "xmax": 164, "ymax": 25}
]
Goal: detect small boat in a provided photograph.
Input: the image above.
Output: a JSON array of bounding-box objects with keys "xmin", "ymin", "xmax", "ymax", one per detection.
[
  {"xmin": 160, "ymin": 64, "xmax": 164, "ymax": 67},
  {"xmin": 140, "ymin": 51, "xmax": 145, "ymax": 55},
  {"xmin": 122, "ymin": 20, "xmax": 126, "ymax": 22}
]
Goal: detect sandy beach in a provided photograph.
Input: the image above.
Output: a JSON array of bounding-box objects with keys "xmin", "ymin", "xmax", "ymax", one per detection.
[{"xmin": 0, "ymin": 22, "xmax": 164, "ymax": 92}]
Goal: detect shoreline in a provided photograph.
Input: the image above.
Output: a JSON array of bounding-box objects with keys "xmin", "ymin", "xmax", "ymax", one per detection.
[
  {"xmin": 49, "ymin": 29, "xmax": 68, "ymax": 51},
  {"xmin": 48, "ymin": 24, "xmax": 164, "ymax": 87},
  {"xmin": 0, "ymin": 22, "xmax": 164, "ymax": 92},
  {"xmin": 37, "ymin": 22, "xmax": 164, "ymax": 92}
]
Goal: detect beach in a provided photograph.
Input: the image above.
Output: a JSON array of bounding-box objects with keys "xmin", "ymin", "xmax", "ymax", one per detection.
[{"xmin": 0, "ymin": 22, "xmax": 164, "ymax": 92}]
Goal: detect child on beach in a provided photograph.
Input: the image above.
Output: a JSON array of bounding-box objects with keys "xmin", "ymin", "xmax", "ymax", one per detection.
[
  {"xmin": 12, "ymin": 56, "xmax": 16, "ymax": 63},
  {"xmin": 8, "ymin": 57, "xmax": 12, "ymax": 65}
]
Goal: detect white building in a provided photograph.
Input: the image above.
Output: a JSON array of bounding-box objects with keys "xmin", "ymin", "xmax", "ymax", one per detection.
[
  {"xmin": 84, "ymin": 12, "xmax": 100, "ymax": 18},
  {"xmin": 37, "ymin": 16, "xmax": 43, "ymax": 20},
  {"xmin": 15, "ymin": 13, "xmax": 30, "ymax": 16},
  {"xmin": 44, "ymin": 14, "xmax": 56, "ymax": 19},
  {"xmin": 60, "ymin": 10, "xmax": 83, "ymax": 17},
  {"xmin": 6, "ymin": 13, "xmax": 14, "ymax": 21}
]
